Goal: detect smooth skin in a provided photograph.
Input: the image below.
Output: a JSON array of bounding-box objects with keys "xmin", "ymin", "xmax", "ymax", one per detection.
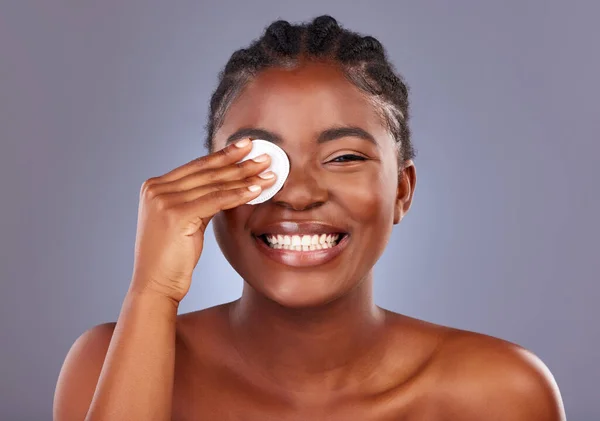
[{"xmin": 54, "ymin": 60, "xmax": 566, "ymax": 421}]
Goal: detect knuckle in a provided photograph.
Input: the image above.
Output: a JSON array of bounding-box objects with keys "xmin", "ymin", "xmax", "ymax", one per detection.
[
  {"xmin": 205, "ymin": 169, "xmax": 221, "ymax": 182},
  {"xmin": 143, "ymin": 183, "xmax": 161, "ymax": 201},
  {"xmin": 232, "ymin": 161, "xmax": 255, "ymax": 178},
  {"xmin": 215, "ymin": 147, "xmax": 231, "ymax": 160},
  {"xmin": 219, "ymin": 145, "xmax": 235, "ymax": 158},
  {"xmin": 192, "ymin": 155, "xmax": 209, "ymax": 167},
  {"xmin": 152, "ymin": 194, "xmax": 171, "ymax": 211},
  {"xmin": 240, "ymin": 178, "xmax": 253, "ymax": 187},
  {"xmin": 140, "ymin": 177, "xmax": 159, "ymax": 195},
  {"xmin": 211, "ymin": 182, "xmax": 228, "ymax": 192},
  {"xmin": 211, "ymin": 188, "xmax": 231, "ymax": 201},
  {"xmin": 234, "ymin": 161, "xmax": 248, "ymax": 171},
  {"xmin": 233, "ymin": 187, "xmax": 248, "ymax": 198},
  {"xmin": 210, "ymin": 189, "xmax": 226, "ymax": 200}
]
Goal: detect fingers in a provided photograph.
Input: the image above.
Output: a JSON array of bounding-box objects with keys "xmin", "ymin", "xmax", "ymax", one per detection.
[
  {"xmin": 165, "ymin": 171, "xmax": 276, "ymax": 204},
  {"xmin": 150, "ymin": 153, "xmax": 272, "ymax": 196},
  {"xmin": 176, "ymin": 184, "xmax": 264, "ymax": 235},
  {"xmin": 138, "ymin": 137, "xmax": 276, "ymax": 237},
  {"xmin": 160, "ymin": 138, "xmax": 254, "ymax": 183},
  {"xmin": 140, "ymin": 170, "xmax": 276, "ymax": 236}
]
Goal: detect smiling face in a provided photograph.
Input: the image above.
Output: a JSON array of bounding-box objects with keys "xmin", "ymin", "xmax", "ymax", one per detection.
[{"xmin": 212, "ymin": 60, "xmax": 415, "ymax": 308}]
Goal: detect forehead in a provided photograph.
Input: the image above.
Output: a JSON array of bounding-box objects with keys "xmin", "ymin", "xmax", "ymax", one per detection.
[{"xmin": 214, "ymin": 61, "xmax": 390, "ymax": 148}]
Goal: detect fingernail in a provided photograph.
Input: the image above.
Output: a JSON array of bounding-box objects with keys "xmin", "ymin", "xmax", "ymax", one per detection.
[
  {"xmin": 258, "ymin": 171, "xmax": 275, "ymax": 179},
  {"xmin": 248, "ymin": 185, "xmax": 261, "ymax": 192},
  {"xmin": 252, "ymin": 153, "xmax": 269, "ymax": 163},
  {"xmin": 234, "ymin": 138, "xmax": 250, "ymax": 148}
]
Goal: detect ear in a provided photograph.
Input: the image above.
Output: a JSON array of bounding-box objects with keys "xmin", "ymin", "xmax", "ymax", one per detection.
[{"xmin": 394, "ymin": 160, "xmax": 416, "ymax": 225}]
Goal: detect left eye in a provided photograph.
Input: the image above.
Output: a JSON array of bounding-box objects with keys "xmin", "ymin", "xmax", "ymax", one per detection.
[{"xmin": 329, "ymin": 154, "xmax": 367, "ymax": 163}]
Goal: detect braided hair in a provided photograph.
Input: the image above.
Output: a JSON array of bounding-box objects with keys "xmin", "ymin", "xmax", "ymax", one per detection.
[{"xmin": 204, "ymin": 15, "xmax": 416, "ymax": 165}]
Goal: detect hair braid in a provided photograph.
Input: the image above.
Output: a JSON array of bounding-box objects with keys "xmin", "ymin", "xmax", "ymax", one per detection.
[
  {"xmin": 263, "ymin": 20, "xmax": 302, "ymax": 56},
  {"xmin": 306, "ymin": 15, "xmax": 342, "ymax": 56},
  {"xmin": 204, "ymin": 15, "xmax": 416, "ymax": 165}
]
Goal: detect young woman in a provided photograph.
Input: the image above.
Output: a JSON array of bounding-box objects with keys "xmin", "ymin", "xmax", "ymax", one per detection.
[{"xmin": 54, "ymin": 15, "xmax": 565, "ymax": 421}]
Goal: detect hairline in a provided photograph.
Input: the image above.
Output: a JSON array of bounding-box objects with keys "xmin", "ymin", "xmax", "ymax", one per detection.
[{"xmin": 206, "ymin": 62, "xmax": 404, "ymax": 158}]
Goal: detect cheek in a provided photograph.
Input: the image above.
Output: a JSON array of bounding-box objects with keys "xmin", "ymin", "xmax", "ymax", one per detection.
[
  {"xmin": 212, "ymin": 207, "xmax": 251, "ymax": 253},
  {"xmin": 332, "ymin": 168, "xmax": 397, "ymax": 227}
]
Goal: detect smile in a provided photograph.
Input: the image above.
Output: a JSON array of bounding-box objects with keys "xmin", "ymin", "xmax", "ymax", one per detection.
[
  {"xmin": 252, "ymin": 232, "xmax": 350, "ymax": 267},
  {"xmin": 250, "ymin": 221, "xmax": 350, "ymax": 267},
  {"xmin": 259, "ymin": 233, "xmax": 344, "ymax": 251}
]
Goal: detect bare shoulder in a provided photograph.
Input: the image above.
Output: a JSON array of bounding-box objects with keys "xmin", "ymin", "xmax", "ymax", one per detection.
[
  {"xmin": 429, "ymin": 328, "xmax": 566, "ymax": 421},
  {"xmin": 53, "ymin": 322, "xmax": 117, "ymax": 420}
]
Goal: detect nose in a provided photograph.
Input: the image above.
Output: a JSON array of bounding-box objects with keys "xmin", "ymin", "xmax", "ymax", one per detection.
[{"xmin": 271, "ymin": 161, "xmax": 328, "ymax": 211}]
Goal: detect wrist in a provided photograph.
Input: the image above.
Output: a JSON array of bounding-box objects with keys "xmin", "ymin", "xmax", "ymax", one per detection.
[
  {"xmin": 126, "ymin": 283, "xmax": 181, "ymax": 311},
  {"xmin": 129, "ymin": 272, "xmax": 188, "ymax": 304}
]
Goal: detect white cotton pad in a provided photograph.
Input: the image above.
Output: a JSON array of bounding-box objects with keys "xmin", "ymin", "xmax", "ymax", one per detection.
[{"xmin": 238, "ymin": 139, "xmax": 290, "ymax": 205}]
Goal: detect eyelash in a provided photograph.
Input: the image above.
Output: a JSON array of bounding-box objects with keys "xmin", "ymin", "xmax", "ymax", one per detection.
[{"xmin": 329, "ymin": 154, "xmax": 368, "ymax": 163}]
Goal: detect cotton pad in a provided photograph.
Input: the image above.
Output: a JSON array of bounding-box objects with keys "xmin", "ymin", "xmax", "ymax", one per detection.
[{"xmin": 238, "ymin": 139, "xmax": 290, "ymax": 205}]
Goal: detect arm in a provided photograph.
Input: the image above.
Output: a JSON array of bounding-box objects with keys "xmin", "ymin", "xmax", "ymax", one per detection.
[
  {"xmin": 53, "ymin": 288, "xmax": 178, "ymax": 421},
  {"xmin": 53, "ymin": 138, "xmax": 272, "ymax": 420}
]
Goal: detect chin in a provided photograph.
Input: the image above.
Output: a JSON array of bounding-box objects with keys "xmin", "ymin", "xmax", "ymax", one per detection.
[{"xmin": 243, "ymin": 270, "xmax": 357, "ymax": 310}]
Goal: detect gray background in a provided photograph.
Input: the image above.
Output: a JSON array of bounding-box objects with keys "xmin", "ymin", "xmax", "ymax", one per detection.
[{"xmin": 1, "ymin": 0, "xmax": 598, "ymax": 419}]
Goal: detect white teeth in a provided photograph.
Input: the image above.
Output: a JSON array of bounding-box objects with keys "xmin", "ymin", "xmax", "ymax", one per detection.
[{"xmin": 262, "ymin": 233, "xmax": 344, "ymax": 250}]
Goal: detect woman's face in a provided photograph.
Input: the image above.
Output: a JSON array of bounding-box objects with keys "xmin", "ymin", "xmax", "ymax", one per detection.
[{"xmin": 212, "ymin": 61, "xmax": 415, "ymax": 308}]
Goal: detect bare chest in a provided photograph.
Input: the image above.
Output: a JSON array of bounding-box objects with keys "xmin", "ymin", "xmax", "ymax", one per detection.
[
  {"xmin": 170, "ymin": 364, "xmax": 438, "ymax": 421},
  {"xmin": 169, "ymin": 309, "xmax": 447, "ymax": 420}
]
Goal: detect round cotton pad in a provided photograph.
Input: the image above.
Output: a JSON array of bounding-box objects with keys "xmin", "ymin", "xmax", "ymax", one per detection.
[{"xmin": 238, "ymin": 139, "xmax": 290, "ymax": 205}]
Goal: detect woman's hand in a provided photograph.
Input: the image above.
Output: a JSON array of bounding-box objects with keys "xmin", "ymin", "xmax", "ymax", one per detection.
[{"xmin": 129, "ymin": 138, "xmax": 275, "ymax": 303}]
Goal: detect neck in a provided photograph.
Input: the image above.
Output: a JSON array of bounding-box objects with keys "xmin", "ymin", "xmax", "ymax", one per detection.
[{"xmin": 228, "ymin": 273, "xmax": 387, "ymax": 392}]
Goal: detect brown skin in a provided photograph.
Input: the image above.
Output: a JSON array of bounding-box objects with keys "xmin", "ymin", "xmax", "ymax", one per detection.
[{"xmin": 54, "ymin": 61, "xmax": 565, "ymax": 420}]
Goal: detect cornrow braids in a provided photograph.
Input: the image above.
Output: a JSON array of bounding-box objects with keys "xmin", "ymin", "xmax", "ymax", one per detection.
[{"xmin": 204, "ymin": 15, "xmax": 416, "ymax": 165}]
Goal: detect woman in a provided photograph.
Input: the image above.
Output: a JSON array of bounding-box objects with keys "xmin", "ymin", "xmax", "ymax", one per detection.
[{"xmin": 53, "ymin": 15, "xmax": 565, "ymax": 420}]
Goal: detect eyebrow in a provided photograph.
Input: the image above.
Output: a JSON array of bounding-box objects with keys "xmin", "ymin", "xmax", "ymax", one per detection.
[{"xmin": 225, "ymin": 126, "xmax": 378, "ymax": 147}]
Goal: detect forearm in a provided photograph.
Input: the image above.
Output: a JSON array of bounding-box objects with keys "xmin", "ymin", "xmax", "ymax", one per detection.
[{"xmin": 85, "ymin": 287, "xmax": 178, "ymax": 421}]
